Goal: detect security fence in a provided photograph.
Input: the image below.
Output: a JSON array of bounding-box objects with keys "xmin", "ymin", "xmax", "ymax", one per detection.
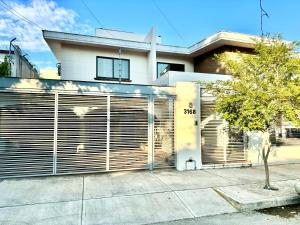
[{"xmin": 0, "ymin": 90, "xmax": 175, "ymax": 178}]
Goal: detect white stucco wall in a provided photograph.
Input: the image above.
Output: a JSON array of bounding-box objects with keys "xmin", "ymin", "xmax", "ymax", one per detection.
[
  {"xmin": 59, "ymin": 44, "xmax": 196, "ymax": 85},
  {"xmin": 60, "ymin": 44, "xmax": 150, "ymax": 85}
]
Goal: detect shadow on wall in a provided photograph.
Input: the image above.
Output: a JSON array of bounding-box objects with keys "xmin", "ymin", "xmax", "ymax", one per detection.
[{"xmin": 0, "ymin": 77, "xmax": 175, "ymax": 98}]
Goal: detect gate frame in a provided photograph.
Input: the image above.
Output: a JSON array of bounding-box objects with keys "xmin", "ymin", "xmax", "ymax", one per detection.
[{"xmin": 0, "ymin": 88, "xmax": 176, "ymax": 178}]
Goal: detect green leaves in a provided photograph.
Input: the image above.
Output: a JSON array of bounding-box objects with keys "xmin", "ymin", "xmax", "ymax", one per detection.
[
  {"xmin": 0, "ymin": 56, "xmax": 10, "ymax": 77},
  {"xmin": 205, "ymin": 36, "xmax": 300, "ymax": 132}
]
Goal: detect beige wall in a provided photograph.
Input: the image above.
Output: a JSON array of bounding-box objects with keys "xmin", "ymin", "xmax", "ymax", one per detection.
[
  {"xmin": 248, "ymin": 146, "xmax": 300, "ymax": 165},
  {"xmin": 194, "ymin": 46, "xmax": 253, "ymax": 74},
  {"xmin": 247, "ymin": 132, "xmax": 300, "ymax": 165},
  {"xmin": 61, "ymin": 44, "xmax": 150, "ymax": 84},
  {"xmin": 39, "ymin": 68, "xmax": 60, "ymax": 80},
  {"xmin": 175, "ymin": 82, "xmax": 201, "ymax": 170}
]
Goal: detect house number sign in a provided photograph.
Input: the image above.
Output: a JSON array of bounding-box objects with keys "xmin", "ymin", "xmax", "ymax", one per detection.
[{"xmin": 184, "ymin": 102, "xmax": 196, "ymax": 114}]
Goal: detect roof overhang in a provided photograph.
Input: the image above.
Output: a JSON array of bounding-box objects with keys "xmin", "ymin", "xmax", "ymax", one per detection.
[
  {"xmin": 43, "ymin": 30, "xmax": 152, "ymax": 61},
  {"xmin": 43, "ymin": 30, "xmax": 259, "ymax": 60},
  {"xmin": 188, "ymin": 32, "xmax": 257, "ymax": 56}
]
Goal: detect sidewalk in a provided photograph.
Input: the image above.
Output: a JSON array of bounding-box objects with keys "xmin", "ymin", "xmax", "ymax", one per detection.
[{"xmin": 0, "ymin": 164, "xmax": 299, "ymax": 225}]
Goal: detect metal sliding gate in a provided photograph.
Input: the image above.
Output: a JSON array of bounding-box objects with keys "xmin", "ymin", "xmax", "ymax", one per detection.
[
  {"xmin": 0, "ymin": 90, "xmax": 175, "ymax": 178},
  {"xmin": 0, "ymin": 92, "xmax": 55, "ymax": 177},
  {"xmin": 200, "ymin": 89, "xmax": 246, "ymax": 165}
]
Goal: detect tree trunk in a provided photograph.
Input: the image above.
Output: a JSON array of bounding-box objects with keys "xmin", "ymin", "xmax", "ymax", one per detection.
[{"xmin": 262, "ymin": 131, "xmax": 279, "ymax": 191}]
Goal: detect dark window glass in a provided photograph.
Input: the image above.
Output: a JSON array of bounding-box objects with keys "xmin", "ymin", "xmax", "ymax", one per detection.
[
  {"xmin": 157, "ymin": 62, "xmax": 185, "ymax": 77},
  {"xmin": 97, "ymin": 57, "xmax": 129, "ymax": 80}
]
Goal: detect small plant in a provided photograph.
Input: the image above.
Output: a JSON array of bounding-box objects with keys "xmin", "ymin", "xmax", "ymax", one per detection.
[{"xmin": 0, "ymin": 56, "xmax": 10, "ymax": 77}]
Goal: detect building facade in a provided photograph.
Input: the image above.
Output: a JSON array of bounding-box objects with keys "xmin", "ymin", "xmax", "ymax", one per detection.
[
  {"xmin": 0, "ymin": 27, "xmax": 298, "ymax": 178},
  {"xmin": 43, "ymin": 27, "xmax": 256, "ymax": 85}
]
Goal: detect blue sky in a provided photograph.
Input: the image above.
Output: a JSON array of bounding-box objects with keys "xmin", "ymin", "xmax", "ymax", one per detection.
[{"xmin": 1, "ymin": 0, "xmax": 300, "ymax": 75}]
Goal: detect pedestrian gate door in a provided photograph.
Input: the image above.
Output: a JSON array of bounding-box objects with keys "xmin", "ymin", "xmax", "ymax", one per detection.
[{"xmin": 200, "ymin": 90, "xmax": 246, "ymax": 164}]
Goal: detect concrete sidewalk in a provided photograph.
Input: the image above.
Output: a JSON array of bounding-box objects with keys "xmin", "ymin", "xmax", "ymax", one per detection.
[{"xmin": 0, "ymin": 164, "xmax": 299, "ymax": 225}]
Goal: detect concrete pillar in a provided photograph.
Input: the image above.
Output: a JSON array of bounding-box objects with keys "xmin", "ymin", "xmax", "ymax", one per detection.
[
  {"xmin": 175, "ymin": 82, "xmax": 202, "ymax": 170},
  {"xmin": 145, "ymin": 26, "xmax": 157, "ymax": 83}
]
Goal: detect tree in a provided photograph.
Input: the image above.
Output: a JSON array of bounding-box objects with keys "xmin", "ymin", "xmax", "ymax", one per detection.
[
  {"xmin": 0, "ymin": 56, "xmax": 10, "ymax": 77},
  {"xmin": 204, "ymin": 36, "xmax": 300, "ymax": 190}
]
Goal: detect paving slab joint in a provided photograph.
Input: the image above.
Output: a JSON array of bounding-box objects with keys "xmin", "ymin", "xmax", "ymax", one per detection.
[
  {"xmin": 149, "ymin": 172, "xmax": 195, "ymax": 218},
  {"xmin": 149, "ymin": 172, "xmax": 173, "ymax": 192}
]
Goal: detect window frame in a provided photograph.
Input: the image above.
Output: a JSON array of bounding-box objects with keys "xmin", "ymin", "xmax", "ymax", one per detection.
[
  {"xmin": 96, "ymin": 56, "xmax": 131, "ymax": 81},
  {"xmin": 156, "ymin": 62, "xmax": 185, "ymax": 78}
]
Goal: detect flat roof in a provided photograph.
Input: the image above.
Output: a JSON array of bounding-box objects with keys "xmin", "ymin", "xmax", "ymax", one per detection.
[{"xmin": 43, "ymin": 29, "xmax": 258, "ymax": 58}]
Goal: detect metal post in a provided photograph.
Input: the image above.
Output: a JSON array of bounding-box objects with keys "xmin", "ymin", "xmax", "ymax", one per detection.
[
  {"xmin": 168, "ymin": 97, "xmax": 175, "ymax": 162},
  {"xmin": 198, "ymin": 86, "xmax": 202, "ymax": 167},
  {"xmin": 223, "ymin": 121, "xmax": 228, "ymax": 164},
  {"xmin": 243, "ymin": 132, "xmax": 247, "ymax": 161},
  {"xmin": 9, "ymin": 38, "xmax": 16, "ymax": 76},
  {"xmin": 106, "ymin": 95, "xmax": 110, "ymax": 171},
  {"xmin": 118, "ymin": 48, "xmax": 122, "ymax": 83},
  {"xmin": 148, "ymin": 95, "xmax": 154, "ymax": 170},
  {"xmin": 53, "ymin": 91, "xmax": 58, "ymax": 175}
]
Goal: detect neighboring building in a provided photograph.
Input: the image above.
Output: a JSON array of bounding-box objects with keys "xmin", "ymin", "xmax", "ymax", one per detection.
[
  {"xmin": 39, "ymin": 67, "xmax": 60, "ymax": 80},
  {"xmin": 0, "ymin": 47, "xmax": 39, "ymax": 78}
]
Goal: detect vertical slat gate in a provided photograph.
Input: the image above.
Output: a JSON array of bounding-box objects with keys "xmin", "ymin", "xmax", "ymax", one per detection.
[
  {"xmin": 226, "ymin": 128, "xmax": 245, "ymax": 162},
  {"xmin": 109, "ymin": 96, "xmax": 149, "ymax": 170},
  {"xmin": 56, "ymin": 94, "xmax": 107, "ymax": 174},
  {"xmin": 0, "ymin": 92, "xmax": 55, "ymax": 178},
  {"xmin": 153, "ymin": 98, "xmax": 175, "ymax": 168},
  {"xmin": 200, "ymin": 89, "xmax": 245, "ymax": 164},
  {"xmin": 0, "ymin": 91, "xmax": 176, "ymax": 178}
]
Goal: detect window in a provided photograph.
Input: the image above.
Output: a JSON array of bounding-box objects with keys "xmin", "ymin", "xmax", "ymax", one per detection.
[
  {"xmin": 157, "ymin": 62, "xmax": 185, "ymax": 78},
  {"xmin": 96, "ymin": 56, "xmax": 130, "ymax": 80}
]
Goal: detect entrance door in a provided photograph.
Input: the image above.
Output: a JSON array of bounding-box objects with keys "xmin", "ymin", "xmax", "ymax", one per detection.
[{"xmin": 200, "ymin": 91, "xmax": 245, "ymax": 165}]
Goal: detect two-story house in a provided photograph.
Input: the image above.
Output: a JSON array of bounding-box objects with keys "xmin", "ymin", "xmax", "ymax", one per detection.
[
  {"xmin": 43, "ymin": 27, "xmax": 255, "ymax": 85},
  {"xmin": 42, "ymin": 27, "xmax": 259, "ymax": 166},
  {"xmin": 0, "ymin": 27, "xmax": 298, "ymax": 178}
]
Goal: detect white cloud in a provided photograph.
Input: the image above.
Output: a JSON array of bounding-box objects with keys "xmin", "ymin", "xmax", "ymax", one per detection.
[{"xmin": 0, "ymin": 0, "xmax": 92, "ymax": 52}]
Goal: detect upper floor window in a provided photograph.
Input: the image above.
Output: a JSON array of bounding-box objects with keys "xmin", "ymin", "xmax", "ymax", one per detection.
[
  {"xmin": 157, "ymin": 62, "xmax": 185, "ymax": 78},
  {"xmin": 96, "ymin": 56, "xmax": 130, "ymax": 80}
]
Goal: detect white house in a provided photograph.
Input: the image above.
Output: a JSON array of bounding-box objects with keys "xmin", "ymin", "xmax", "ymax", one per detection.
[
  {"xmin": 42, "ymin": 27, "xmax": 257, "ymax": 85},
  {"xmin": 0, "ymin": 27, "xmax": 298, "ymax": 178},
  {"xmin": 42, "ymin": 27, "xmax": 300, "ymax": 165}
]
